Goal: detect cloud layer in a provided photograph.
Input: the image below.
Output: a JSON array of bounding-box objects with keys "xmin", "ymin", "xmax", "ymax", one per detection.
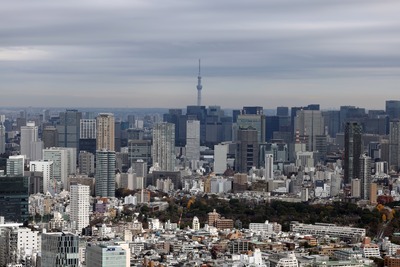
[{"xmin": 1, "ymin": 0, "xmax": 400, "ymax": 109}]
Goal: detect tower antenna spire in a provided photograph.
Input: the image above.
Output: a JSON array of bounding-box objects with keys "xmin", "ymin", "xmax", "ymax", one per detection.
[{"xmin": 196, "ymin": 59, "xmax": 202, "ymax": 106}]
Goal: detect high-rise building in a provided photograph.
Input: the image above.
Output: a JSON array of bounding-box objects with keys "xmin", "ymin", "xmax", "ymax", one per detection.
[
  {"xmin": 85, "ymin": 243, "xmax": 127, "ymax": 267},
  {"xmin": 20, "ymin": 121, "xmax": 42, "ymax": 161},
  {"xmin": 43, "ymin": 147, "xmax": 76, "ymax": 187},
  {"xmin": 359, "ymin": 154, "xmax": 371, "ymax": 200},
  {"xmin": 214, "ymin": 143, "xmax": 228, "ymax": 175},
  {"xmin": 95, "ymin": 150, "xmax": 116, "ymax": 197},
  {"xmin": 264, "ymin": 154, "xmax": 274, "ymax": 179},
  {"xmin": 344, "ymin": 122, "xmax": 363, "ymax": 184},
  {"xmin": 132, "ymin": 159, "xmax": 148, "ymax": 178},
  {"xmin": 57, "ymin": 109, "xmax": 82, "ymax": 152},
  {"xmin": 96, "ymin": 113, "xmax": 115, "ymax": 151},
  {"xmin": 41, "ymin": 232, "xmax": 79, "ymax": 267},
  {"xmin": 235, "ymin": 127, "xmax": 259, "ymax": 173},
  {"xmin": 42, "ymin": 126, "xmax": 59, "ymax": 149},
  {"xmin": 185, "ymin": 120, "xmax": 200, "ymax": 162},
  {"xmin": 128, "ymin": 140, "xmax": 152, "ymax": 165},
  {"xmin": 237, "ymin": 114, "xmax": 266, "ymax": 143},
  {"xmin": 78, "ymin": 151, "xmax": 95, "ymax": 175},
  {"xmin": 389, "ymin": 120, "xmax": 400, "ymax": 172},
  {"xmin": 6, "ymin": 155, "xmax": 25, "ymax": 176},
  {"xmin": 294, "ymin": 110, "xmax": 324, "ymax": 152},
  {"xmin": 70, "ymin": 184, "xmax": 90, "ymax": 231},
  {"xmin": 276, "ymin": 106, "xmax": 289, "ymax": 117},
  {"xmin": 0, "ymin": 123, "xmax": 5, "ymax": 154},
  {"xmin": 152, "ymin": 123, "xmax": 175, "ymax": 171},
  {"xmin": 0, "ymin": 175, "xmax": 30, "ymax": 222},
  {"xmin": 79, "ymin": 118, "xmax": 97, "ymax": 155},
  {"xmin": 386, "ymin": 100, "xmax": 400, "ymax": 120},
  {"xmin": 29, "ymin": 160, "xmax": 54, "ymax": 193}
]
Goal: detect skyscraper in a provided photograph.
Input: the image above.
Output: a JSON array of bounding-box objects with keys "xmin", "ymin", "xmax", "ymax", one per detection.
[
  {"xmin": 80, "ymin": 118, "xmax": 97, "ymax": 154},
  {"xmin": 96, "ymin": 113, "xmax": 115, "ymax": 151},
  {"xmin": 70, "ymin": 184, "xmax": 90, "ymax": 231},
  {"xmin": 29, "ymin": 160, "xmax": 54, "ymax": 193},
  {"xmin": 196, "ymin": 59, "xmax": 202, "ymax": 106},
  {"xmin": 389, "ymin": 120, "xmax": 400, "ymax": 172},
  {"xmin": 235, "ymin": 127, "xmax": 259, "ymax": 173},
  {"xmin": 57, "ymin": 109, "xmax": 82, "ymax": 152},
  {"xmin": 152, "ymin": 123, "xmax": 175, "ymax": 171},
  {"xmin": 359, "ymin": 154, "xmax": 371, "ymax": 200},
  {"xmin": 20, "ymin": 121, "xmax": 40, "ymax": 161},
  {"xmin": 6, "ymin": 155, "xmax": 25, "ymax": 176},
  {"xmin": 43, "ymin": 147, "xmax": 76, "ymax": 187},
  {"xmin": 237, "ymin": 114, "xmax": 266, "ymax": 143},
  {"xmin": 41, "ymin": 232, "xmax": 79, "ymax": 267},
  {"xmin": 386, "ymin": 100, "xmax": 400, "ymax": 120},
  {"xmin": 185, "ymin": 120, "xmax": 200, "ymax": 162},
  {"xmin": 264, "ymin": 154, "xmax": 274, "ymax": 179},
  {"xmin": 344, "ymin": 122, "xmax": 363, "ymax": 184},
  {"xmin": 0, "ymin": 175, "xmax": 30, "ymax": 222},
  {"xmin": 42, "ymin": 126, "xmax": 59, "ymax": 149},
  {"xmin": 294, "ymin": 110, "xmax": 324, "ymax": 152},
  {"xmin": 0, "ymin": 123, "xmax": 5, "ymax": 154},
  {"xmin": 95, "ymin": 150, "xmax": 116, "ymax": 197}
]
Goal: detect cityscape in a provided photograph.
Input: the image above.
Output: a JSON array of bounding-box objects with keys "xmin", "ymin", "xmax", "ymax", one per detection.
[{"xmin": 2, "ymin": 1, "xmax": 400, "ymax": 267}]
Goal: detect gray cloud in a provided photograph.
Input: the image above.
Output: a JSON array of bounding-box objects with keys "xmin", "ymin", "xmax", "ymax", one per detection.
[{"xmin": 1, "ymin": 0, "xmax": 400, "ymax": 108}]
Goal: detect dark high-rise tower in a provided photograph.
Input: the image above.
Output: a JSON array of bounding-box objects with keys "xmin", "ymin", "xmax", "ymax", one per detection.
[
  {"xmin": 196, "ymin": 59, "xmax": 202, "ymax": 106},
  {"xmin": 344, "ymin": 122, "xmax": 363, "ymax": 184}
]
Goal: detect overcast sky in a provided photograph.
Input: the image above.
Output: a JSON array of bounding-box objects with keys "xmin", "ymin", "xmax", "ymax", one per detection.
[{"xmin": 1, "ymin": 0, "xmax": 400, "ymax": 109}]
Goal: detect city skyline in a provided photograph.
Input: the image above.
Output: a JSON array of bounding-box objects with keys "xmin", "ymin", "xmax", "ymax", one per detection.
[{"xmin": 1, "ymin": 1, "xmax": 400, "ymax": 108}]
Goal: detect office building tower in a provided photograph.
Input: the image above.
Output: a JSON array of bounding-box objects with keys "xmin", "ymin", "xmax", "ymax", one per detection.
[
  {"xmin": 235, "ymin": 127, "xmax": 259, "ymax": 173},
  {"xmin": 265, "ymin": 116, "xmax": 280, "ymax": 142},
  {"xmin": 30, "ymin": 160, "xmax": 54, "ymax": 193},
  {"xmin": 339, "ymin": 106, "xmax": 366, "ymax": 132},
  {"xmin": 196, "ymin": 59, "xmax": 203, "ymax": 106},
  {"xmin": 95, "ymin": 150, "xmax": 116, "ymax": 197},
  {"xmin": 259, "ymin": 143, "xmax": 288, "ymax": 165},
  {"xmin": 389, "ymin": 120, "xmax": 400, "ymax": 172},
  {"xmin": 70, "ymin": 184, "xmax": 90, "ymax": 231},
  {"xmin": 6, "ymin": 155, "xmax": 25, "ymax": 176},
  {"xmin": 79, "ymin": 151, "xmax": 95, "ymax": 175},
  {"xmin": 276, "ymin": 106, "xmax": 289, "ymax": 117},
  {"xmin": 128, "ymin": 140, "xmax": 152, "ymax": 165},
  {"xmin": 187, "ymin": 105, "xmax": 207, "ymax": 144},
  {"xmin": 214, "ymin": 144, "xmax": 228, "ymax": 174},
  {"xmin": 359, "ymin": 154, "xmax": 372, "ymax": 200},
  {"xmin": 264, "ymin": 154, "xmax": 274, "ymax": 179},
  {"xmin": 57, "ymin": 109, "xmax": 82, "ymax": 152},
  {"xmin": 132, "ymin": 159, "xmax": 148, "ymax": 177},
  {"xmin": 344, "ymin": 122, "xmax": 363, "ymax": 184},
  {"xmin": 163, "ymin": 109, "xmax": 186, "ymax": 146},
  {"xmin": 386, "ymin": 100, "xmax": 400, "ymax": 120},
  {"xmin": 185, "ymin": 120, "xmax": 200, "ymax": 162},
  {"xmin": 0, "ymin": 175, "xmax": 29, "ymax": 222},
  {"xmin": 243, "ymin": 106, "xmax": 263, "ymax": 115},
  {"xmin": 43, "ymin": 147, "xmax": 76, "ymax": 187},
  {"xmin": 127, "ymin": 114, "xmax": 136, "ymax": 128},
  {"xmin": 79, "ymin": 119, "xmax": 97, "ymax": 155},
  {"xmin": 96, "ymin": 113, "xmax": 115, "ymax": 151},
  {"xmin": 152, "ymin": 123, "xmax": 175, "ymax": 171},
  {"xmin": 20, "ymin": 121, "xmax": 39, "ymax": 161},
  {"xmin": 0, "ymin": 124, "xmax": 5, "ymax": 154},
  {"xmin": 237, "ymin": 114, "xmax": 266, "ymax": 143},
  {"xmin": 42, "ymin": 126, "xmax": 59, "ymax": 149},
  {"xmin": 322, "ymin": 110, "xmax": 340, "ymax": 138},
  {"xmin": 294, "ymin": 110, "xmax": 324, "ymax": 152},
  {"xmin": 41, "ymin": 232, "xmax": 79, "ymax": 267},
  {"xmin": 351, "ymin": 179, "xmax": 361, "ymax": 198},
  {"xmin": 86, "ymin": 244, "xmax": 127, "ymax": 267}
]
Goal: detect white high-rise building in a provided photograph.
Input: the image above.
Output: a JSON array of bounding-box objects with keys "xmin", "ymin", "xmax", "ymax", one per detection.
[
  {"xmin": 43, "ymin": 148, "xmax": 68, "ymax": 187},
  {"xmin": 6, "ymin": 155, "xmax": 25, "ymax": 176},
  {"xmin": 152, "ymin": 123, "xmax": 175, "ymax": 171},
  {"xmin": 80, "ymin": 119, "xmax": 96, "ymax": 139},
  {"xmin": 20, "ymin": 121, "xmax": 39, "ymax": 161},
  {"xmin": 214, "ymin": 143, "xmax": 228, "ymax": 174},
  {"xmin": 264, "ymin": 154, "xmax": 274, "ymax": 179},
  {"xmin": 29, "ymin": 160, "xmax": 54, "ymax": 193},
  {"xmin": 359, "ymin": 154, "xmax": 372, "ymax": 200},
  {"xmin": 70, "ymin": 184, "xmax": 90, "ymax": 232},
  {"xmin": 185, "ymin": 120, "xmax": 200, "ymax": 162}
]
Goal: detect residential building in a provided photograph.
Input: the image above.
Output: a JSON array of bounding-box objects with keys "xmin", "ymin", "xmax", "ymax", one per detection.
[
  {"xmin": 95, "ymin": 150, "xmax": 116, "ymax": 197},
  {"xmin": 152, "ymin": 122, "xmax": 175, "ymax": 171},
  {"xmin": 70, "ymin": 184, "xmax": 90, "ymax": 232}
]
